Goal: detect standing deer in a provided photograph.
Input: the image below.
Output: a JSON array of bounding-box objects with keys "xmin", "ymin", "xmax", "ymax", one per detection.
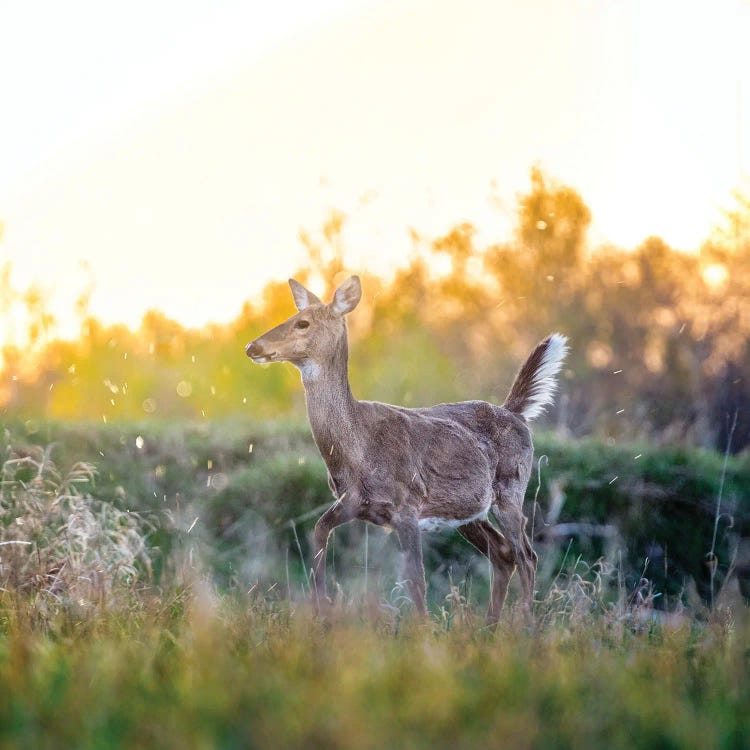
[{"xmin": 245, "ymin": 275, "xmax": 568, "ymax": 622}]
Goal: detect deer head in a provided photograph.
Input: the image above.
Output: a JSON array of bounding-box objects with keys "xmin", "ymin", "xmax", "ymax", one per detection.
[{"xmin": 245, "ymin": 276, "xmax": 361, "ymax": 378}]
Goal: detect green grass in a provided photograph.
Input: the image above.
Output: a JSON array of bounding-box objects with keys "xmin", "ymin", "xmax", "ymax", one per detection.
[
  {"xmin": 0, "ymin": 421, "xmax": 749, "ymax": 748},
  {"xmin": 1, "ymin": 590, "xmax": 748, "ymax": 750}
]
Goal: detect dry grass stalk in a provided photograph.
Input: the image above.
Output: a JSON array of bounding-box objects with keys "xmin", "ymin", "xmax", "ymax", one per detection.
[{"xmin": 0, "ymin": 444, "xmax": 151, "ymax": 616}]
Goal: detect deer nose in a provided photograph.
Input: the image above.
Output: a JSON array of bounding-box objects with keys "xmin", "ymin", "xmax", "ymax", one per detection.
[{"xmin": 245, "ymin": 340, "xmax": 262, "ymax": 358}]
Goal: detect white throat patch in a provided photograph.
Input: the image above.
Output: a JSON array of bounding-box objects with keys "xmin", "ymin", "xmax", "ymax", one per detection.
[{"xmin": 298, "ymin": 360, "xmax": 321, "ymax": 383}]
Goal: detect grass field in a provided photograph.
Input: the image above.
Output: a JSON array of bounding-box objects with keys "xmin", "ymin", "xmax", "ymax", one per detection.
[
  {"xmin": 1, "ymin": 420, "xmax": 748, "ymax": 748},
  {"xmin": 1, "ymin": 589, "xmax": 749, "ymax": 749}
]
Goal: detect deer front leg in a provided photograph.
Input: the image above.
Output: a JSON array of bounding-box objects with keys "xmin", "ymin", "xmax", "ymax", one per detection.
[
  {"xmin": 394, "ymin": 518, "xmax": 427, "ymax": 617},
  {"xmin": 312, "ymin": 500, "xmax": 354, "ymax": 610}
]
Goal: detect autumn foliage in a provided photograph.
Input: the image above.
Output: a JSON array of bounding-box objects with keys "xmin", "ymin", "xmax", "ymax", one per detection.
[{"xmin": 2, "ymin": 169, "xmax": 750, "ymax": 452}]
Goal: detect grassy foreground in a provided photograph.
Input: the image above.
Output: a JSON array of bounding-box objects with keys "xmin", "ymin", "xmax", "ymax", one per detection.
[
  {"xmin": 0, "ymin": 422, "xmax": 748, "ymax": 748},
  {"xmin": 1, "ymin": 591, "xmax": 749, "ymax": 750}
]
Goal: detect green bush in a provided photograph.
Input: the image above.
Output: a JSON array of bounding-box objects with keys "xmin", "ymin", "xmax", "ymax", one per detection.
[{"xmin": 2, "ymin": 419, "xmax": 748, "ymax": 608}]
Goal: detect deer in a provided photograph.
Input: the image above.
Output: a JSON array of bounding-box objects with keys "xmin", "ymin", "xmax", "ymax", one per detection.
[{"xmin": 245, "ymin": 275, "xmax": 568, "ymax": 623}]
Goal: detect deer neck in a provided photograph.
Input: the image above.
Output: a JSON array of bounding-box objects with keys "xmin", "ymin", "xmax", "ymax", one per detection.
[{"xmin": 300, "ymin": 337, "xmax": 359, "ymax": 470}]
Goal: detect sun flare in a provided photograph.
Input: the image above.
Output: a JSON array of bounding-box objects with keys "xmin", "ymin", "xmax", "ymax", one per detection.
[{"xmin": 0, "ymin": 0, "xmax": 748, "ymax": 345}]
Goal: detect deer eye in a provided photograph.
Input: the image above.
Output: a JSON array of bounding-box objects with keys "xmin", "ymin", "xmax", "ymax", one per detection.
[{"xmin": 295, "ymin": 319, "xmax": 310, "ymax": 330}]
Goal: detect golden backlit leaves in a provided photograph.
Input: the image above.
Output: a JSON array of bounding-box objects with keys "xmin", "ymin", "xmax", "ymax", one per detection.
[{"xmin": 2, "ymin": 169, "xmax": 750, "ymax": 449}]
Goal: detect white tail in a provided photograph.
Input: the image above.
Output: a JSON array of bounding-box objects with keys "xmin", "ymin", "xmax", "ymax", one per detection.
[{"xmin": 504, "ymin": 333, "xmax": 569, "ymax": 421}]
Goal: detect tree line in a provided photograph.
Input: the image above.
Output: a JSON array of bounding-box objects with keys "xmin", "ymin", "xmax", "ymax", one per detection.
[{"xmin": 2, "ymin": 168, "xmax": 749, "ymax": 453}]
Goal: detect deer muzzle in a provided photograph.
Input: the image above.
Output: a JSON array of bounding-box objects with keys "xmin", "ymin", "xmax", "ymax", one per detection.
[{"xmin": 245, "ymin": 340, "xmax": 276, "ymax": 363}]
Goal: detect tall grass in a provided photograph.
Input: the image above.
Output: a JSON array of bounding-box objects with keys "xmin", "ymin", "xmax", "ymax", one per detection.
[
  {"xmin": 0, "ymin": 426, "xmax": 748, "ymax": 748},
  {"xmin": 0, "ymin": 444, "xmax": 152, "ymax": 622},
  {"xmin": 1, "ymin": 572, "xmax": 748, "ymax": 750}
]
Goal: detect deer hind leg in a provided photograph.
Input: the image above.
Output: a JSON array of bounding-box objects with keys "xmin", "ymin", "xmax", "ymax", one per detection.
[
  {"xmin": 312, "ymin": 500, "xmax": 355, "ymax": 610},
  {"xmin": 491, "ymin": 500, "xmax": 538, "ymax": 616},
  {"xmin": 393, "ymin": 517, "xmax": 427, "ymax": 617},
  {"xmin": 458, "ymin": 519, "xmax": 516, "ymax": 624}
]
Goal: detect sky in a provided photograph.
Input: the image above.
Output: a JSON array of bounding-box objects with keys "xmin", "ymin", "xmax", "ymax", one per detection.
[{"xmin": 1, "ymin": 0, "xmax": 749, "ymax": 339}]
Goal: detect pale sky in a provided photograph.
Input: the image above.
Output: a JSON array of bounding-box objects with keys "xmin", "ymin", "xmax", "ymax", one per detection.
[{"xmin": 1, "ymin": 0, "xmax": 748, "ymax": 339}]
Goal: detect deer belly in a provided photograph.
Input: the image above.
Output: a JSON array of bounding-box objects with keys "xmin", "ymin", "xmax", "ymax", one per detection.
[{"xmin": 418, "ymin": 504, "xmax": 491, "ymax": 532}]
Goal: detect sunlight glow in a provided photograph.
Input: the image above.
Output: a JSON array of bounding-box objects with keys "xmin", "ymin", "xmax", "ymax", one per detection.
[
  {"xmin": 702, "ymin": 263, "xmax": 729, "ymax": 289},
  {"xmin": 1, "ymin": 0, "xmax": 748, "ymax": 343}
]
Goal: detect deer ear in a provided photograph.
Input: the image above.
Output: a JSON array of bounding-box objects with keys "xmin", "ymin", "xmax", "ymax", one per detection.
[
  {"xmin": 330, "ymin": 275, "xmax": 362, "ymax": 316},
  {"xmin": 289, "ymin": 279, "xmax": 322, "ymax": 311}
]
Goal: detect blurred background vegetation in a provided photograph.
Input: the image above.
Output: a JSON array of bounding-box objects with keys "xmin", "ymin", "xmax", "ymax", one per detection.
[{"xmin": 3, "ymin": 168, "xmax": 749, "ymax": 454}]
